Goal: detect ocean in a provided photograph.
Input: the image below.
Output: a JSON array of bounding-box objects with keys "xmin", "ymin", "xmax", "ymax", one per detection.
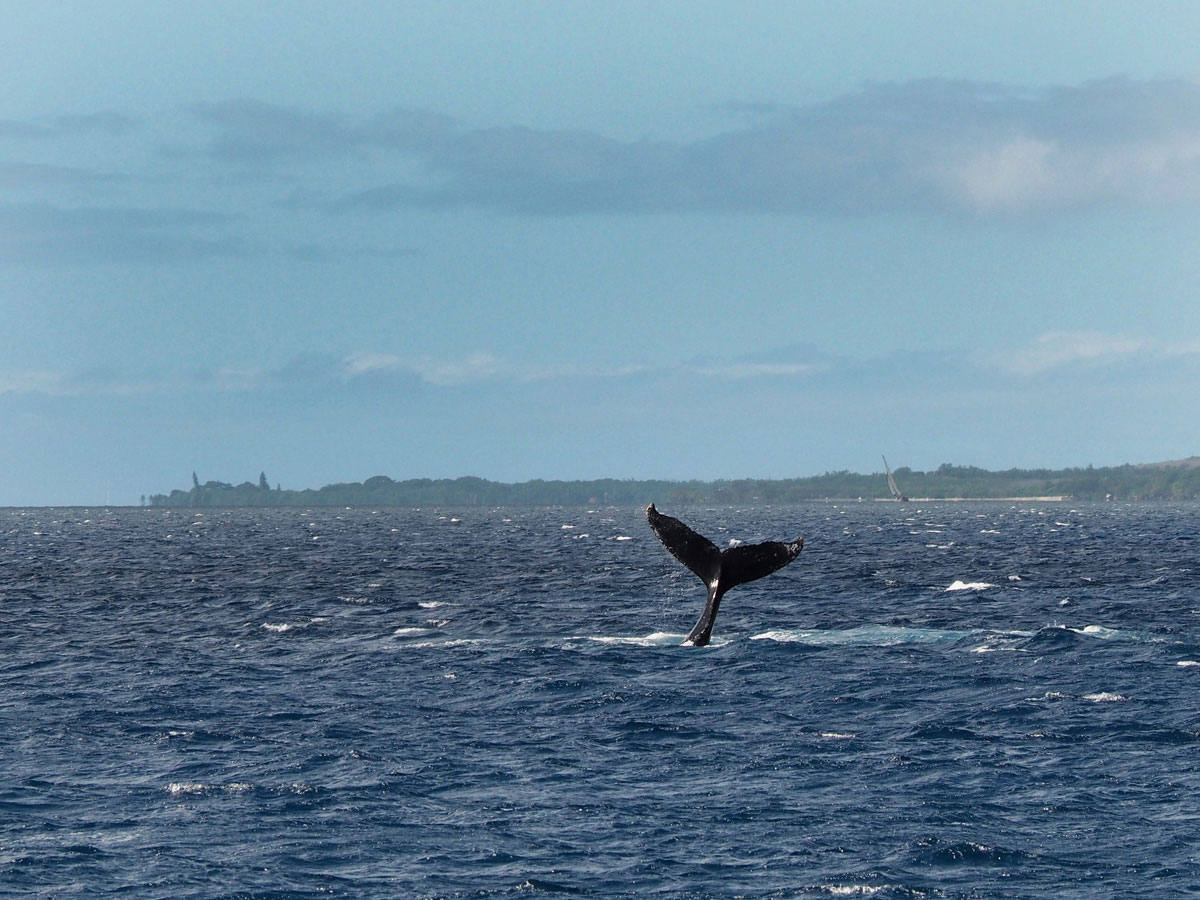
[{"xmin": 1, "ymin": 502, "xmax": 1197, "ymax": 898}]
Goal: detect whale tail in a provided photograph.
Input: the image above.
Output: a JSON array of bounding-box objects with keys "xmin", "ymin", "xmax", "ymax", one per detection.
[{"xmin": 646, "ymin": 504, "xmax": 803, "ymax": 646}]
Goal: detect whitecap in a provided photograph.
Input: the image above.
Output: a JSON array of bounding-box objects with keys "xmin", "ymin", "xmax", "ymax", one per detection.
[
  {"xmin": 167, "ymin": 782, "xmax": 209, "ymax": 796},
  {"xmin": 406, "ymin": 638, "xmax": 488, "ymax": 649},
  {"xmin": 970, "ymin": 642, "xmax": 1029, "ymax": 654},
  {"xmin": 1177, "ymin": 660, "xmax": 1199, "ymax": 667},
  {"xmin": 585, "ymin": 632, "xmax": 685, "ymax": 647},
  {"xmin": 418, "ymin": 601, "xmax": 445, "ymax": 609},
  {"xmin": 261, "ymin": 622, "xmax": 295, "ymax": 633},
  {"xmin": 753, "ymin": 630, "xmax": 803, "ymax": 642},
  {"xmin": 945, "ymin": 580, "xmax": 995, "ymax": 592},
  {"xmin": 615, "ymin": 535, "xmax": 633, "ymax": 541},
  {"xmin": 1034, "ymin": 691, "xmax": 1070, "ymax": 701},
  {"xmin": 754, "ymin": 625, "xmax": 974, "ymax": 646},
  {"xmin": 1071, "ymin": 624, "xmax": 1119, "ymax": 639},
  {"xmin": 392, "ymin": 626, "xmax": 430, "ymax": 636},
  {"xmin": 1083, "ymin": 691, "xmax": 1129, "ymax": 702}
]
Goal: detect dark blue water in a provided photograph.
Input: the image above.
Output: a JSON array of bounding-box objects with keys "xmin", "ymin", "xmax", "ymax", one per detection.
[{"xmin": 2, "ymin": 502, "xmax": 1198, "ymax": 898}]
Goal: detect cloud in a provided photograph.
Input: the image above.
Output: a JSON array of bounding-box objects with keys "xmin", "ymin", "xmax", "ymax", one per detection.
[
  {"xmin": 992, "ymin": 331, "xmax": 1200, "ymax": 376},
  {"xmin": 0, "ymin": 367, "xmax": 167, "ymax": 398},
  {"xmin": 0, "ymin": 370, "xmax": 67, "ymax": 396},
  {"xmin": 0, "ymin": 161, "xmax": 124, "ymax": 189},
  {"xmin": 187, "ymin": 100, "xmax": 465, "ymax": 165},
  {"xmin": 404, "ymin": 352, "xmax": 587, "ymax": 386},
  {"xmin": 280, "ymin": 241, "xmax": 421, "ymax": 262},
  {"xmin": 0, "ymin": 346, "xmax": 814, "ymax": 403},
  {"xmin": 0, "ymin": 353, "xmax": 422, "ymax": 400},
  {"xmin": 8, "ymin": 339, "xmax": 1199, "ymax": 445},
  {"xmin": 0, "ymin": 111, "xmax": 138, "ymax": 140},
  {"xmin": 687, "ymin": 361, "xmax": 819, "ymax": 379},
  {"xmin": 205, "ymin": 353, "xmax": 423, "ymax": 395},
  {"xmin": 342, "ymin": 351, "xmax": 405, "ymax": 377},
  {"xmin": 313, "ymin": 346, "xmax": 826, "ymax": 388},
  {"xmin": 0, "ymin": 201, "xmax": 249, "ymax": 264},
  {"xmin": 301, "ymin": 78, "xmax": 1200, "ymax": 218},
  {"xmin": 10, "ymin": 77, "xmax": 1200, "ymax": 267},
  {"xmin": 212, "ymin": 351, "xmax": 612, "ymax": 396},
  {"xmin": 188, "ymin": 100, "xmax": 360, "ymax": 163}
]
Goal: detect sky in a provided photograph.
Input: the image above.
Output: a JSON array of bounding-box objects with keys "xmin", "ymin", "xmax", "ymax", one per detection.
[{"xmin": 4, "ymin": 1, "xmax": 1200, "ymax": 506}]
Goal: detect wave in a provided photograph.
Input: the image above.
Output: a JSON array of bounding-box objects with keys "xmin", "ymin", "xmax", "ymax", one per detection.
[
  {"xmin": 165, "ymin": 781, "xmax": 312, "ymax": 799},
  {"xmin": 909, "ymin": 837, "xmax": 1041, "ymax": 868},
  {"xmin": 752, "ymin": 625, "xmax": 977, "ymax": 646},
  {"xmin": 581, "ymin": 632, "xmax": 690, "ymax": 648},
  {"xmin": 945, "ymin": 579, "xmax": 995, "ymax": 592},
  {"xmin": 1026, "ymin": 689, "xmax": 1130, "ymax": 703},
  {"xmin": 1083, "ymin": 691, "xmax": 1130, "ymax": 702},
  {"xmin": 166, "ymin": 781, "xmax": 256, "ymax": 798},
  {"xmin": 1026, "ymin": 624, "xmax": 1122, "ymax": 648},
  {"xmin": 812, "ymin": 884, "xmax": 927, "ymax": 899},
  {"xmin": 971, "ymin": 624, "xmax": 1128, "ymax": 654},
  {"xmin": 260, "ymin": 617, "xmax": 327, "ymax": 633}
]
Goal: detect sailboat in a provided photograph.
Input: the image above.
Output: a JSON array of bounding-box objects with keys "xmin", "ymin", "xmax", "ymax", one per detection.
[{"xmin": 882, "ymin": 455, "xmax": 909, "ymax": 502}]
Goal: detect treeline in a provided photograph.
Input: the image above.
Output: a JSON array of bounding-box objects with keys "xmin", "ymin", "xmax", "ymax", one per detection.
[
  {"xmin": 147, "ymin": 460, "xmax": 1200, "ymax": 507},
  {"xmin": 150, "ymin": 474, "xmax": 698, "ymax": 508}
]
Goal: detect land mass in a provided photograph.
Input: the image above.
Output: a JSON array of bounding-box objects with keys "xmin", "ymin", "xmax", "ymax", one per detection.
[{"xmin": 149, "ymin": 458, "xmax": 1200, "ymax": 507}]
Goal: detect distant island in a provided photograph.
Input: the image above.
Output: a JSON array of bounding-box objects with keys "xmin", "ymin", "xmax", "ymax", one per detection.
[{"xmin": 148, "ymin": 459, "xmax": 1200, "ymax": 507}]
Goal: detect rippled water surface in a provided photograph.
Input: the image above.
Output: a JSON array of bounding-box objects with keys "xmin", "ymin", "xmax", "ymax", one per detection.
[{"xmin": 2, "ymin": 502, "xmax": 1198, "ymax": 898}]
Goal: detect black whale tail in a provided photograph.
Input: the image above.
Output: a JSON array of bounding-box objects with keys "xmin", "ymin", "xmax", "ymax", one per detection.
[{"xmin": 646, "ymin": 504, "xmax": 803, "ymax": 647}]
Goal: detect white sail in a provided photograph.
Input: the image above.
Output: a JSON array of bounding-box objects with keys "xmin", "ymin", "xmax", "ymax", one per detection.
[{"xmin": 883, "ymin": 455, "xmax": 908, "ymax": 502}]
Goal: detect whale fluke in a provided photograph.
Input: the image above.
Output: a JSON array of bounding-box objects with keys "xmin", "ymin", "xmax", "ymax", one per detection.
[{"xmin": 646, "ymin": 503, "xmax": 803, "ymax": 647}]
